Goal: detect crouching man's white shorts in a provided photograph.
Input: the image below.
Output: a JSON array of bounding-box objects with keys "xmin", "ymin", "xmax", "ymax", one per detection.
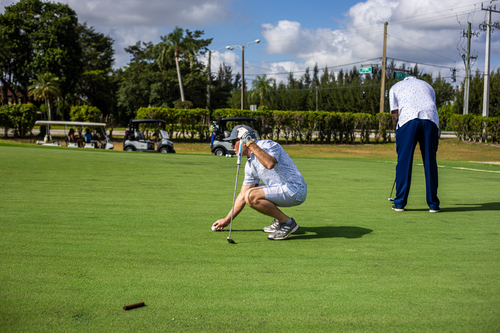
[{"xmin": 261, "ymin": 184, "xmax": 306, "ymax": 207}]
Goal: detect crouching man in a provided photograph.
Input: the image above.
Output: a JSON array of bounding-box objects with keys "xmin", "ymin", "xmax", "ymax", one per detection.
[{"xmin": 212, "ymin": 125, "xmax": 307, "ymax": 240}]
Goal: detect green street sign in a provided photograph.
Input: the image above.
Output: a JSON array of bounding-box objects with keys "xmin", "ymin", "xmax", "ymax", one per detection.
[
  {"xmin": 359, "ymin": 67, "xmax": 372, "ymax": 74},
  {"xmin": 394, "ymin": 72, "xmax": 410, "ymax": 79}
]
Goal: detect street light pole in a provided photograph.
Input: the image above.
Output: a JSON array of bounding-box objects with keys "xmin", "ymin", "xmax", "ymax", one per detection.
[{"xmin": 226, "ymin": 39, "xmax": 260, "ymax": 110}]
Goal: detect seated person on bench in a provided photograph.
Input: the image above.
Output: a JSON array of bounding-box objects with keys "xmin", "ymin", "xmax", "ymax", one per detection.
[
  {"xmin": 68, "ymin": 129, "xmax": 83, "ymax": 148},
  {"xmin": 84, "ymin": 129, "xmax": 93, "ymax": 143}
]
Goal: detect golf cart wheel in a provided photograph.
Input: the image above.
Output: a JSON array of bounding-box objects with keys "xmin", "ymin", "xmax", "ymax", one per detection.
[
  {"xmin": 160, "ymin": 146, "xmax": 172, "ymax": 153},
  {"xmin": 124, "ymin": 146, "xmax": 135, "ymax": 152},
  {"xmin": 213, "ymin": 147, "xmax": 226, "ymax": 156}
]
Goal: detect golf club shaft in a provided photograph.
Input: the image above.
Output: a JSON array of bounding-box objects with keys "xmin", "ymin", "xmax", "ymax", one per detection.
[
  {"xmin": 228, "ymin": 142, "xmax": 244, "ymax": 239},
  {"xmin": 389, "ymin": 177, "xmax": 396, "ymax": 199}
]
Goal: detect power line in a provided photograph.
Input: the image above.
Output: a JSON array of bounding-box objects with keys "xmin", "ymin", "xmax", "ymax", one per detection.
[
  {"xmin": 272, "ymin": 84, "xmax": 382, "ymax": 92},
  {"xmin": 386, "ymin": 57, "xmax": 457, "ymax": 70},
  {"xmin": 388, "ymin": 35, "xmax": 457, "ymax": 62},
  {"xmin": 243, "ymin": 58, "xmax": 382, "ymax": 76}
]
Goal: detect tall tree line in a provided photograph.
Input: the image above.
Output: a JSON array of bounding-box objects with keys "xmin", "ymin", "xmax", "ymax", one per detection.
[
  {"xmin": 1, "ymin": 0, "xmax": 498, "ymax": 125},
  {"xmin": 241, "ymin": 61, "xmax": 457, "ymax": 115}
]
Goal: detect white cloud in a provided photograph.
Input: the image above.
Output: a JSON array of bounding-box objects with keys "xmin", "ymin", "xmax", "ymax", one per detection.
[
  {"xmin": 199, "ymin": 50, "xmax": 239, "ymax": 74},
  {"xmin": 64, "ymin": 0, "xmax": 232, "ymax": 27},
  {"xmin": 262, "ymin": 21, "xmax": 350, "ymax": 57},
  {"xmin": 2, "ymin": 0, "xmax": 494, "ymax": 78},
  {"xmin": 257, "ymin": 0, "xmax": 484, "ymax": 83},
  {"xmin": 348, "ymin": 0, "xmax": 399, "ymax": 28}
]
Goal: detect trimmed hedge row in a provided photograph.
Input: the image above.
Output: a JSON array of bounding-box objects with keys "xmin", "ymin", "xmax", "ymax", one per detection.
[
  {"xmin": 450, "ymin": 114, "xmax": 500, "ymax": 143},
  {"xmin": 136, "ymin": 107, "xmax": 395, "ymax": 144}
]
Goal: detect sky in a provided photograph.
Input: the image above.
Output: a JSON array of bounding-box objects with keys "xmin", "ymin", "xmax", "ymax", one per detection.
[{"xmin": 2, "ymin": 0, "xmax": 499, "ymax": 86}]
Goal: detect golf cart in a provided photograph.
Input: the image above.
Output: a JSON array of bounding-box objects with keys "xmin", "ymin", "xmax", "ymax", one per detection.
[
  {"xmin": 210, "ymin": 117, "xmax": 259, "ymax": 156},
  {"xmin": 34, "ymin": 120, "xmax": 114, "ymax": 149},
  {"xmin": 123, "ymin": 119, "xmax": 175, "ymax": 153}
]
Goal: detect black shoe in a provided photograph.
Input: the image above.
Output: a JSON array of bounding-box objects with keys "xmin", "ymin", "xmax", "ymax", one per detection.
[{"xmin": 392, "ymin": 205, "xmax": 404, "ymax": 212}]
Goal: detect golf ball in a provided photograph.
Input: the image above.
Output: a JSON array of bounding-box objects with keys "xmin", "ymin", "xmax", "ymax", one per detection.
[{"xmin": 212, "ymin": 227, "xmax": 218, "ymax": 231}]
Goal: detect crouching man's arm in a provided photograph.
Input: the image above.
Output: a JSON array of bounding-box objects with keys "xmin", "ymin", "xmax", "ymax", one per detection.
[
  {"xmin": 238, "ymin": 128, "xmax": 276, "ymax": 169},
  {"xmin": 246, "ymin": 142, "xmax": 276, "ymax": 169},
  {"xmin": 212, "ymin": 184, "xmax": 258, "ymax": 230}
]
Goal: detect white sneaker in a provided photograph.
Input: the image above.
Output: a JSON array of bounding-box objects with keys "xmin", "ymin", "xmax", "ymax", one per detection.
[
  {"xmin": 263, "ymin": 219, "xmax": 280, "ymax": 233},
  {"xmin": 268, "ymin": 219, "xmax": 299, "ymax": 240}
]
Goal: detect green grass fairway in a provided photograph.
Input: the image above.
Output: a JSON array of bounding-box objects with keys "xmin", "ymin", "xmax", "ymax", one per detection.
[{"xmin": 1, "ymin": 145, "xmax": 499, "ymax": 332}]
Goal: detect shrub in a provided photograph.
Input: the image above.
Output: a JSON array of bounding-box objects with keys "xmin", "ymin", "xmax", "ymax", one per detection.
[
  {"xmin": 0, "ymin": 103, "xmax": 38, "ymax": 138},
  {"xmin": 377, "ymin": 113, "xmax": 393, "ymax": 143},
  {"xmin": 70, "ymin": 105, "xmax": 101, "ymax": 123},
  {"xmin": 437, "ymin": 104, "xmax": 455, "ymax": 131},
  {"xmin": 485, "ymin": 117, "xmax": 500, "ymax": 143},
  {"xmin": 354, "ymin": 113, "xmax": 374, "ymax": 144}
]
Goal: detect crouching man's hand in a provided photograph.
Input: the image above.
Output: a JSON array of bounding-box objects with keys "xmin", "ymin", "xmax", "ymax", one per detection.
[
  {"xmin": 237, "ymin": 127, "xmax": 257, "ymax": 146},
  {"xmin": 212, "ymin": 219, "xmax": 229, "ymax": 231}
]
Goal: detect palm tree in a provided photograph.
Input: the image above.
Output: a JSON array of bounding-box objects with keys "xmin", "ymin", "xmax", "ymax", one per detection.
[
  {"xmin": 251, "ymin": 74, "xmax": 274, "ymax": 107},
  {"xmin": 28, "ymin": 72, "xmax": 61, "ymax": 120},
  {"xmin": 157, "ymin": 27, "xmax": 197, "ymax": 102}
]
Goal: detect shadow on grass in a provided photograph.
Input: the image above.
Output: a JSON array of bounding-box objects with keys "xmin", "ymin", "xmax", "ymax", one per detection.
[
  {"xmin": 405, "ymin": 202, "xmax": 500, "ymax": 212},
  {"xmin": 231, "ymin": 226, "xmax": 373, "ymax": 240},
  {"xmin": 290, "ymin": 226, "xmax": 373, "ymax": 240}
]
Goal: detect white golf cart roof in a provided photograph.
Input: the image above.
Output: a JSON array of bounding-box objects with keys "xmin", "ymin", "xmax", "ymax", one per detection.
[
  {"xmin": 35, "ymin": 121, "xmax": 107, "ymax": 127},
  {"xmin": 34, "ymin": 120, "xmax": 114, "ymax": 150}
]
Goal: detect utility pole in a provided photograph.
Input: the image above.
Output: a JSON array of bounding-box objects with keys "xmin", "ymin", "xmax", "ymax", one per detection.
[
  {"xmin": 380, "ymin": 22, "xmax": 388, "ymax": 113},
  {"xmin": 316, "ymin": 86, "xmax": 318, "ymax": 111},
  {"xmin": 241, "ymin": 46, "xmax": 245, "ymax": 110},
  {"xmin": 207, "ymin": 50, "xmax": 212, "ymax": 109},
  {"xmin": 464, "ymin": 22, "xmax": 472, "ymax": 115},
  {"xmin": 461, "ymin": 23, "xmax": 479, "ymax": 115},
  {"xmin": 480, "ymin": 4, "xmax": 500, "ymax": 118}
]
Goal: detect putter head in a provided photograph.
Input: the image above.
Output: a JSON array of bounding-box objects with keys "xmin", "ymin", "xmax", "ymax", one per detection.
[
  {"xmin": 227, "ymin": 237, "xmax": 236, "ymax": 244},
  {"xmin": 388, "ymin": 198, "xmax": 394, "ymax": 201}
]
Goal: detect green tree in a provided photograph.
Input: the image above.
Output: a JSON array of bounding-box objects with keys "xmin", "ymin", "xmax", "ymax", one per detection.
[
  {"xmin": 251, "ymin": 74, "xmax": 275, "ymax": 107},
  {"xmin": 28, "ymin": 72, "xmax": 61, "ymax": 120},
  {"xmin": 302, "ymin": 67, "xmax": 312, "ymax": 89},
  {"xmin": 157, "ymin": 27, "xmax": 211, "ymax": 102},
  {"xmin": 0, "ymin": 103, "xmax": 37, "ymax": 138},
  {"xmin": 0, "ymin": 24, "xmax": 15, "ymax": 105},
  {"xmin": 69, "ymin": 105, "xmax": 101, "ymax": 122},
  {"xmin": 117, "ymin": 36, "xmax": 210, "ymax": 121},
  {"xmin": 73, "ymin": 23, "xmax": 116, "ymax": 118},
  {"xmin": 117, "ymin": 41, "xmax": 162, "ymax": 119},
  {"xmin": 312, "ymin": 63, "xmax": 320, "ymax": 87},
  {"xmin": 431, "ymin": 72, "xmax": 454, "ymax": 109},
  {"xmin": 0, "ymin": 0, "xmax": 82, "ymax": 102},
  {"xmin": 209, "ymin": 63, "xmax": 236, "ymax": 110}
]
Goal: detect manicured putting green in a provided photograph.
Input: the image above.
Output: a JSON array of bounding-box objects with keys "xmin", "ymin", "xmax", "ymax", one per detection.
[{"xmin": 0, "ymin": 145, "xmax": 499, "ymax": 332}]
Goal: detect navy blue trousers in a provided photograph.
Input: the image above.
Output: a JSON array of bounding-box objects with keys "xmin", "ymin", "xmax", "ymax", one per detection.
[{"xmin": 394, "ymin": 118, "xmax": 440, "ymax": 210}]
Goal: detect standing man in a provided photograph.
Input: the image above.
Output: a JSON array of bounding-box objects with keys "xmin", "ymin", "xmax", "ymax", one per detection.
[
  {"xmin": 212, "ymin": 125, "xmax": 307, "ymax": 240},
  {"xmin": 389, "ymin": 76, "xmax": 440, "ymax": 212}
]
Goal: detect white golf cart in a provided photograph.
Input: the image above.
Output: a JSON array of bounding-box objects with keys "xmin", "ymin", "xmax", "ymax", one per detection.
[
  {"xmin": 34, "ymin": 120, "xmax": 114, "ymax": 149},
  {"xmin": 123, "ymin": 119, "xmax": 175, "ymax": 153},
  {"xmin": 210, "ymin": 117, "xmax": 258, "ymax": 156}
]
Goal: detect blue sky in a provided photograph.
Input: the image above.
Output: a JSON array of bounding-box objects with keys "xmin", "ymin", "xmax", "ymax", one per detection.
[{"xmin": 2, "ymin": 0, "xmax": 498, "ymax": 86}]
